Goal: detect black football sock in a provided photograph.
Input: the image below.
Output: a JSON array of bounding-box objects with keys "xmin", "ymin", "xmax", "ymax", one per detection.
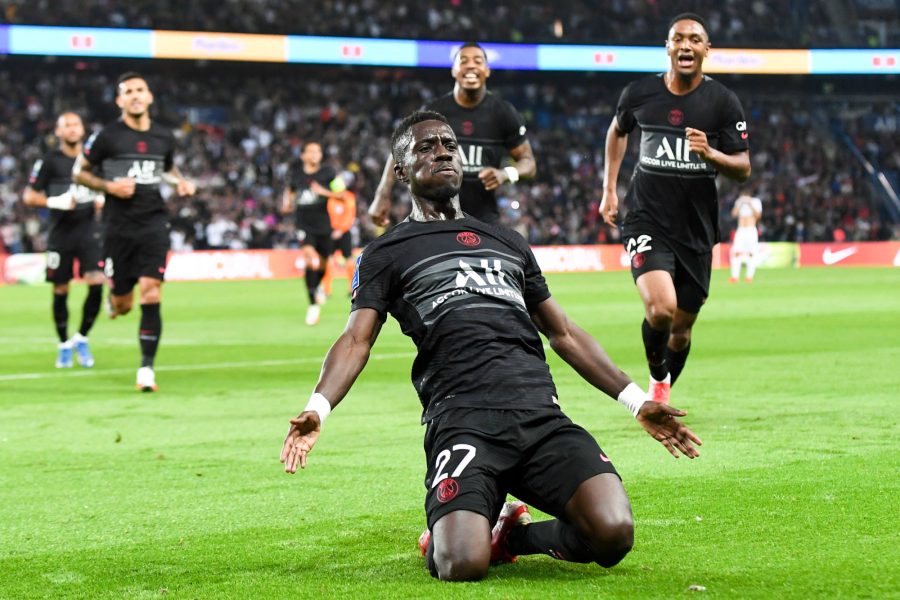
[
  {"xmin": 139, "ymin": 303, "xmax": 162, "ymax": 368},
  {"xmin": 506, "ymin": 520, "xmax": 595, "ymax": 563},
  {"xmin": 424, "ymin": 537, "xmax": 439, "ymax": 579},
  {"xmin": 79, "ymin": 284, "xmax": 102, "ymax": 336},
  {"xmin": 642, "ymin": 319, "xmax": 670, "ymax": 381},
  {"xmin": 53, "ymin": 292, "xmax": 69, "ymax": 342},
  {"xmin": 305, "ymin": 269, "xmax": 321, "ymax": 304},
  {"xmin": 666, "ymin": 342, "xmax": 691, "ymax": 385}
]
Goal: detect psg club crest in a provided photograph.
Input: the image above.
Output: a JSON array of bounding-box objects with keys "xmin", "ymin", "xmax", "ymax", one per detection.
[
  {"xmin": 668, "ymin": 109, "xmax": 684, "ymax": 126},
  {"xmin": 461, "ymin": 120, "xmax": 475, "ymax": 135},
  {"xmin": 436, "ymin": 478, "xmax": 459, "ymax": 503},
  {"xmin": 136, "ymin": 141, "xmax": 148, "ymax": 153},
  {"xmin": 632, "ymin": 252, "xmax": 646, "ymax": 269},
  {"xmin": 456, "ymin": 232, "xmax": 481, "ymax": 247}
]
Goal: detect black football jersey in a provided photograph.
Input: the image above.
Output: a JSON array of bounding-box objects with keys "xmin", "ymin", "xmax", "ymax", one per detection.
[
  {"xmin": 83, "ymin": 120, "xmax": 175, "ymax": 229},
  {"xmin": 28, "ymin": 149, "xmax": 95, "ymax": 239},
  {"xmin": 616, "ymin": 74, "xmax": 749, "ymax": 252},
  {"xmin": 290, "ymin": 164, "xmax": 337, "ymax": 235},
  {"xmin": 425, "ymin": 92, "xmax": 528, "ymax": 224},
  {"xmin": 351, "ymin": 216, "xmax": 558, "ymax": 423}
]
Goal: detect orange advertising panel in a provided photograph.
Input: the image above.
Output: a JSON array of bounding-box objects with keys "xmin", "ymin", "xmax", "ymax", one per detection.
[
  {"xmin": 704, "ymin": 49, "xmax": 809, "ymax": 74},
  {"xmin": 153, "ymin": 31, "xmax": 287, "ymax": 62}
]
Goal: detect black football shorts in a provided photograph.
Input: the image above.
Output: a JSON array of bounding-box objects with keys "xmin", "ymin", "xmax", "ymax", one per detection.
[
  {"xmin": 422, "ymin": 406, "xmax": 619, "ymax": 530},
  {"xmin": 297, "ymin": 228, "xmax": 334, "ymax": 262},
  {"xmin": 104, "ymin": 224, "xmax": 170, "ymax": 296},
  {"xmin": 45, "ymin": 220, "xmax": 104, "ymax": 284},
  {"xmin": 622, "ymin": 223, "xmax": 711, "ymax": 314}
]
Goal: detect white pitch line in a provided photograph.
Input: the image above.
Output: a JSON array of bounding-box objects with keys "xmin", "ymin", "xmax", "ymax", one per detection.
[{"xmin": 0, "ymin": 351, "xmax": 416, "ymax": 382}]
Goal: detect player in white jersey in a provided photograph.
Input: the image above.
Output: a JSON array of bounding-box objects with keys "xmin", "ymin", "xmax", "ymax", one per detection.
[{"xmin": 729, "ymin": 192, "xmax": 763, "ymax": 283}]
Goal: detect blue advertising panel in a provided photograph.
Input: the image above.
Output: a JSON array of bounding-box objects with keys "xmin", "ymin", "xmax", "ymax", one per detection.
[
  {"xmin": 538, "ymin": 44, "xmax": 667, "ymax": 72},
  {"xmin": 288, "ymin": 36, "xmax": 417, "ymax": 66},
  {"xmin": 417, "ymin": 41, "xmax": 538, "ymax": 69},
  {"xmin": 9, "ymin": 25, "xmax": 152, "ymax": 58},
  {"xmin": 810, "ymin": 49, "xmax": 900, "ymax": 74}
]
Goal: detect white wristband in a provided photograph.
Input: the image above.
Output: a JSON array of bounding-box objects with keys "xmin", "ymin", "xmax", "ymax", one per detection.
[
  {"xmin": 503, "ymin": 166, "xmax": 520, "ymax": 184},
  {"xmin": 304, "ymin": 392, "xmax": 332, "ymax": 424},
  {"xmin": 46, "ymin": 194, "xmax": 72, "ymax": 210},
  {"xmin": 616, "ymin": 382, "xmax": 646, "ymax": 417}
]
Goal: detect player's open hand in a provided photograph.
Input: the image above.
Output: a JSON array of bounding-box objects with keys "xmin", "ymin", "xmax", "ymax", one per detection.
[
  {"xmin": 685, "ymin": 127, "xmax": 711, "ymax": 159},
  {"xmin": 176, "ymin": 178, "xmax": 196, "ymax": 197},
  {"xmin": 477, "ymin": 167, "xmax": 505, "ymax": 191},
  {"xmin": 599, "ymin": 189, "xmax": 619, "ymax": 226},
  {"xmin": 280, "ymin": 411, "xmax": 322, "ymax": 473},
  {"xmin": 107, "ymin": 178, "xmax": 136, "ymax": 198},
  {"xmin": 636, "ymin": 401, "xmax": 703, "ymax": 459}
]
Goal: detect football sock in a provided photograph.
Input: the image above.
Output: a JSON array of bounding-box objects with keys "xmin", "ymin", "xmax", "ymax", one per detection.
[
  {"xmin": 642, "ymin": 319, "xmax": 670, "ymax": 381},
  {"xmin": 506, "ymin": 520, "xmax": 595, "ymax": 563},
  {"xmin": 79, "ymin": 284, "xmax": 102, "ymax": 336},
  {"xmin": 746, "ymin": 255, "xmax": 758, "ymax": 279},
  {"xmin": 139, "ymin": 303, "xmax": 162, "ymax": 368},
  {"xmin": 305, "ymin": 269, "xmax": 321, "ymax": 304},
  {"xmin": 666, "ymin": 342, "xmax": 691, "ymax": 385},
  {"xmin": 53, "ymin": 292, "xmax": 69, "ymax": 342},
  {"xmin": 730, "ymin": 254, "xmax": 742, "ymax": 279},
  {"xmin": 424, "ymin": 537, "xmax": 439, "ymax": 579}
]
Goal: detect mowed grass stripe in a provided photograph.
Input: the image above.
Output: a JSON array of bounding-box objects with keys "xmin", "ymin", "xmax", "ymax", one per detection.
[{"xmin": 1, "ymin": 268, "xmax": 898, "ymax": 599}]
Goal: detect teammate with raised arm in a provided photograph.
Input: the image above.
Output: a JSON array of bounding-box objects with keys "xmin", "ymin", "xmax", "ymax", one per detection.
[
  {"xmin": 282, "ymin": 111, "xmax": 701, "ymax": 582},
  {"xmin": 600, "ymin": 13, "xmax": 751, "ymax": 403},
  {"xmin": 729, "ymin": 191, "xmax": 763, "ymax": 283},
  {"xmin": 74, "ymin": 72, "xmax": 195, "ymax": 391},
  {"xmin": 23, "ymin": 112, "xmax": 104, "ymax": 368},
  {"xmin": 368, "ymin": 42, "xmax": 535, "ymax": 226}
]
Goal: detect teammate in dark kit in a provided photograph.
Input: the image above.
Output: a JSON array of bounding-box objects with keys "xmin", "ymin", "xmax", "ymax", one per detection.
[
  {"xmin": 23, "ymin": 112, "xmax": 104, "ymax": 369},
  {"xmin": 282, "ymin": 111, "xmax": 702, "ymax": 582},
  {"xmin": 600, "ymin": 13, "xmax": 751, "ymax": 403},
  {"xmin": 281, "ymin": 141, "xmax": 347, "ymax": 326},
  {"xmin": 74, "ymin": 72, "xmax": 196, "ymax": 392},
  {"xmin": 368, "ymin": 42, "xmax": 535, "ymax": 226}
]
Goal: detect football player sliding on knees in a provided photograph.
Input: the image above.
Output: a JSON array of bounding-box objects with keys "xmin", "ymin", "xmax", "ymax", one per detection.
[{"xmin": 282, "ymin": 111, "xmax": 701, "ymax": 583}]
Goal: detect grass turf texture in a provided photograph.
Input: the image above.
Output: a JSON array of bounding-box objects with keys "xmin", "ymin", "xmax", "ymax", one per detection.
[{"xmin": 0, "ymin": 267, "xmax": 897, "ymax": 599}]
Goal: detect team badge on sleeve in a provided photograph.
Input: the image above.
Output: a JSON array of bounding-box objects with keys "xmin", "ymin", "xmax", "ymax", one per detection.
[
  {"xmin": 28, "ymin": 160, "xmax": 43, "ymax": 185},
  {"xmin": 351, "ymin": 252, "xmax": 362, "ymax": 299},
  {"xmin": 83, "ymin": 131, "xmax": 99, "ymax": 156}
]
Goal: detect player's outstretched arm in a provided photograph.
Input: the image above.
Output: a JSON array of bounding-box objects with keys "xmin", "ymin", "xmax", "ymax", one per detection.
[
  {"xmin": 600, "ymin": 118, "xmax": 629, "ymax": 226},
  {"xmin": 368, "ymin": 157, "xmax": 397, "ymax": 227},
  {"xmin": 281, "ymin": 308, "xmax": 384, "ymax": 473},
  {"xmin": 530, "ymin": 297, "xmax": 632, "ymax": 398},
  {"xmin": 530, "ymin": 297, "xmax": 702, "ymax": 458}
]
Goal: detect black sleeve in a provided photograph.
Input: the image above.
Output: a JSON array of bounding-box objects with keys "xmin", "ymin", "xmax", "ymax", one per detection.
[
  {"xmin": 614, "ymin": 84, "xmax": 637, "ymax": 134},
  {"xmin": 82, "ymin": 129, "xmax": 109, "ymax": 167},
  {"xmin": 717, "ymin": 89, "xmax": 750, "ymax": 154},
  {"xmin": 498, "ymin": 100, "xmax": 528, "ymax": 150},
  {"xmin": 350, "ymin": 243, "xmax": 396, "ymax": 317},
  {"xmin": 28, "ymin": 158, "xmax": 49, "ymax": 192},
  {"xmin": 164, "ymin": 130, "xmax": 175, "ymax": 172},
  {"xmin": 507, "ymin": 231, "xmax": 550, "ymax": 309}
]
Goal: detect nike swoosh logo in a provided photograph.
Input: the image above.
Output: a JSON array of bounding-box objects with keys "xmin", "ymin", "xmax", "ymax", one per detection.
[{"xmin": 822, "ymin": 247, "xmax": 858, "ymax": 265}]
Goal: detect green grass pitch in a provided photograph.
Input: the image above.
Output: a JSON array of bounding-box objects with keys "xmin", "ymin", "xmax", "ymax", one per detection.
[{"xmin": 1, "ymin": 267, "xmax": 898, "ymax": 599}]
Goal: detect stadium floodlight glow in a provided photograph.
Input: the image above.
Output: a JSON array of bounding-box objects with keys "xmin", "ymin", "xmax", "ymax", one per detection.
[{"xmin": 1, "ymin": 25, "xmax": 898, "ymax": 75}]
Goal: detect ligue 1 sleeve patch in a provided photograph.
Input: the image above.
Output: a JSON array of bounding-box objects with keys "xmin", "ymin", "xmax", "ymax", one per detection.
[
  {"xmin": 351, "ymin": 252, "xmax": 362, "ymax": 298},
  {"xmin": 29, "ymin": 160, "xmax": 43, "ymax": 184},
  {"xmin": 84, "ymin": 131, "xmax": 98, "ymax": 156}
]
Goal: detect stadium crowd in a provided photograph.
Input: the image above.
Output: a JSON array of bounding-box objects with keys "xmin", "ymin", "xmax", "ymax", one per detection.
[
  {"xmin": 4, "ymin": 0, "xmax": 898, "ymax": 48},
  {"xmin": 1, "ymin": 60, "xmax": 897, "ymax": 256}
]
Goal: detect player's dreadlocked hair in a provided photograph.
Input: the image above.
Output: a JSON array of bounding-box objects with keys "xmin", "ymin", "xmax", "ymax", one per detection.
[
  {"xmin": 668, "ymin": 13, "xmax": 710, "ymax": 40},
  {"xmin": 390, "ymin": 110, "xmax": 452, "ymax": 164}
]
